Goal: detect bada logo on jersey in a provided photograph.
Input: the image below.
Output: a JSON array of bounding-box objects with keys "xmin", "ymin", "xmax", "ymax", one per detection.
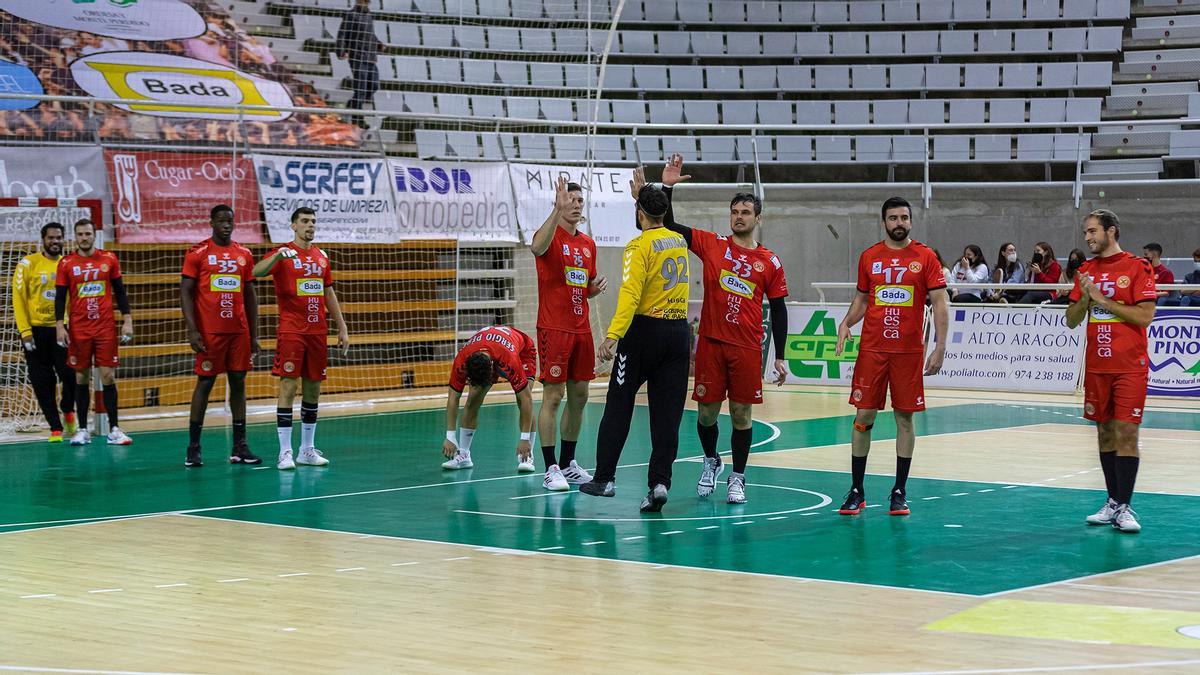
[
  {"xmin": 719, "ymin": 270, "xmax": 755, "ymax": 299},
  {"xmin": 874, "ymin": 285, "xmax": 914, "ymax": 306},
  {"xmin": 564, "ymin": 266, "xmax": 588, "ymax": 287},
  {"xmin": 1089, "ymin": 303, "xmax": 1123, "ymax": 323},
  {"xmin": 297, "ymin": 279, "xmax": 324, "ymax": 296},
  {"xmin": 78, "ymin": 281, "xmax": 106, "ymax": 298},
  {"xmin": 210, "ymin": 275, "xmax": 242, "ymax": 292}
]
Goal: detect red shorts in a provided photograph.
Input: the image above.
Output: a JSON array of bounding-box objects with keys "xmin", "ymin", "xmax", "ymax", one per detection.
[
  {"xmin": 849, "ymin": 350, "xmax": 925, "ymax": 412},
  {"xmin": 693, "ymin": 336, "xmax": 763, "ymax": 404},
  {"xmin": 67, "ymin": 332, "xmax": 119, "ymax": 371},
  {"xmin": 272, "ymin": 333, "xmax": 327, "ymax": 381},
  {"xmin": 537, "ymin": 328, "xmax": 595, "ymax": 383},
  {"xmin": 195, "ymin": 332, "xmax": 252, "ymax": 376},
  {"xmin": 1083, "ymin": 370, "xmax": 1148, "ymax": 425}
]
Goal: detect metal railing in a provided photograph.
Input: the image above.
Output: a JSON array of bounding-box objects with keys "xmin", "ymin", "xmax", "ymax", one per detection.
[{"xmin": 811, "ymin": 281, "xmax": 1200, "ymax": 304}]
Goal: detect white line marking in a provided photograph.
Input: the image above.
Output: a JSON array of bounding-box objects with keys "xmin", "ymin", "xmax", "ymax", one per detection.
[
  {"xmin": 154, "ymin": 583, "xmax": 187, "ymax": 588},
  {"xmin": 977, "ymin": 489, "xmax": 994, "ymax": 493},
  {"xmin": 767, "ymin": 516, "xmax": 787, "ymax": 521},
  {"xmin": 217, "ymin": 578, "xmax": 249, "ymax": 583},
  {"xmin": 944, "ymin": 524, "xmax": 963, "ymax": 528},
  {"xmin": 751, "ymin": 420, "xmax": 781, "ymax": 448},
  {"xmin": 282, "ymin": 627, "xmax": 297, "ymax": 632},
  {"xmin": 1064, "ymin": 582, "xmax": 1200, "ymax": 596},
  {"xmin": 88, "ymin": 588, "xmax": 122, "ymax": 594},
  {"xmin": 733, "ymin": 521, "xmax": 754, "ymax": 525},
  {"xmin": 922, "ymin": 496, "xmax": 941, "ymax": 501},
  {"xmin": 950, "ymin": 492, "xmax": 969, "ymax": 496},
  {"xmin": 277, "ymin": 573, "xmax": 309, "ymax": 578},
  {"xmin": 20, "ymin": 594, "xmax": 55, "ymax": 599},
  {"xmin": 651, "ymin": 565, "xmax": 669, "ymax": 569},
  {"xmin": 983, "ymin": 552, "xmax": 1200, "ymax": 598},
  {"xmin": 391, "ymin": 562, "xmax": 420, "ymax": 566},
  {"xmin": 855, "ymin": 657, "xmax": 1200, "ymax": 674},
  {"xmin": 581, "ymin": 540, "xmax": 606, "ymax": 546},
  {"xmin": 537, "ymin": 546, "xmax": 564, "ymax": 551},
  {"xmin": 801, "ymin": 513, "xmax": 817, "ymax": 517},
  {"xmin": 442, "ymin": 557, "xmax": 469, "ymax": 562},
  {"xmin": 509, "ymin": 490, "xmax": 575, "ymax": 500},
  {"xmin": 251, "ymin": 466, "xmax": 271, "ymax": 470},
  {"xmin": 660, "ymin": 531, "xmax": 683, "ymax": 536},
  {"xmin": 621, "ymin": 535, "xmax": 645, "ymax": 541},
  {"xmin": 696, "ymin": 525, "xmax": 719, "ymax": 530},
  {"xmin": 0, "ymin": 666, "xmax": 205, "ymax": 675},
  {"xmin": 335, "ymin": 567, "xmax": 366, "ymax": 572},
  {"xmin": 866, "ymin": 504, "xmax": 882, "ymax": 509}
]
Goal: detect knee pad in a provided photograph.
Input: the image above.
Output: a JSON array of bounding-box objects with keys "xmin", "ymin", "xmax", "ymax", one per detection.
[{"xmin": 853, "ymin": 421, "xmax": 874, "ymax": 433}]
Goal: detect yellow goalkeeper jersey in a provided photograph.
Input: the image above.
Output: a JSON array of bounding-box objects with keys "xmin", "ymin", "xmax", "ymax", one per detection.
[
  {"xmin": 12, "ymin": 251, "xmax": 62, "ymax": 338},
  {"xmin": 605, "ymin": 226, "xmax": 690, "ymax": 340}
]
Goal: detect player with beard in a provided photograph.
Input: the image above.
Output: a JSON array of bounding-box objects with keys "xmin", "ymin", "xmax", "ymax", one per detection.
[{"xmin": 835, "ymin": 198, "xmax": 948, "ymax": 516}]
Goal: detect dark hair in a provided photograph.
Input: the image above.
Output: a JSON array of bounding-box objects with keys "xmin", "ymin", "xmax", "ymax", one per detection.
[
  {"xmin": 994, "ymin": 242, "xmax": 1019, "ymax": 280},
  {"xmin": 74, "ymin": 218, "xmax": 95, "ymax": 233},
  {"xmin": 41, "ymin": 222, "xmax": 64, "ymax": 239},
  {"xmin": 1065, "ymin": 248, "xmax": 1087, "ymax": 278},
  {"xmin": 730, "ymin": 192, "xmax": 762, "ymax": 216},
  {"xmin": 464, "ymin": 351, "xmax": 493, "ymax": 388},
  {"xmin": 1192, "ymin": 247, "xmax": 1200, "ymax": 259},
  {"xmin": 931, "ymin": 247, "xmax": 946, "ymax": 267},
  {"xmin": 210, "ymin": 204, "xmax": 234, "ymax": 221},
  {"xmin": 1087, "ymin": 209, "xmax": 1120, "ymax": 240},
  {"xmin": 290, "ymin": 206, "xmax": 316, "ymax": 223},
  {"xmin": 880, "ymin": 196, "xmax": 911, "ymax": 221},
  {"xmin": 963, "ymin": 244, "xmax": 985, "ymax": 269},
  {"xmin": 636, "ymin": 184, "xmax": 669, "ymax": 220},
  {"xmin": 566, "ymin": 182, "xmax": 583, "ymax": 193},
  {"xmin": 1034, "ymin": 242, "xmax": 1056, "ymax": 266},
  {"xmin": 1143, "ymin": 242, "xmax": 1163, "ymax": 256}
]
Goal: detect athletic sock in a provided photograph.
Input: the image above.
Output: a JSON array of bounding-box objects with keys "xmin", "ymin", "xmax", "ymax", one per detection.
[
  {"xmin": 851, "ymin": 455, "xmax": 867, "ymax": 492},
  {"xmin": 300, "ymin": 401, "xmax": 318, "ymax": 450},
  {"xmin": 276, "ymin": 407, "xmax": 293, "ymax": 453},
  {"xmin": 541, "ymin": 445, "xmax": 558, "ymax": 469},
  {"xmin": 458, "ymin": 427, "xmax": 475, "ymax": 453},
  {"xmin": 102, "ymin": 383, "xmax": 119, "ymax": 428},
  {"xmin": 75, "ymin": 384, "xmax": 90, "ymax": 431},
  {"xmin": 697, "ymin": 421, "xmax": 719, "ymax": 459},
  {"xmin": 232, "ymin": 420, "xmax": 247, "ymax": 446},
  {"xmin": 1098, "ymin": 451, "xmax": 1118, "ymax": 501},
  {"xmin": 559, "ymin": 439, "xmax": 577, "ymax": 467},
  {"xmin": 1115, "ymin": 455, "xmax": 1140, "ymax": 505},
  {"xmin": 893, "ymin": 456, "xmax": 912, "ymax": 493},
  {"xmin": 731, "ymin": 427, "xmax": 752, "ymax": 474},
  {"xmin": 188, "ymin": 421, "xmax": 202, "ymax": 447}
]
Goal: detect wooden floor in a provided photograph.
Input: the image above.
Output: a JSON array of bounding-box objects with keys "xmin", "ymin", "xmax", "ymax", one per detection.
[{"xmin": 1, "ymin": 384, "xmax": 1198, "ymax": 674}]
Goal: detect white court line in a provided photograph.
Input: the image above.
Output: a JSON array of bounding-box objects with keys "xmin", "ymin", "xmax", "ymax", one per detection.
[
  {"xmin": 982, "ymin": 552, "xmax": 1200, "ymax": 599},
  {"xmin": 509, "ymin": 491, "xmax": 573, "ymax": 501},
  {"xmin": 856, "ymin": 658, "xmax": 1200, "ymax": 675},
  {"xmin": 0, "ymin": 667, "xmax": 204, "ymax": 675},
  {"xmin": 154, "ymin": 583, "xmax": 188, "ymax": 588},
  {"xmin": 660, "ymin": 531, "xmax": 683, "ymax": 536},
  {"xmin": 537, "ymin": 546, "xmax": 564, "ymax": 551},
  {"xmin": 1063, "ymin": 582, "xmax": 1200, "ymax": 596},
  {"xmin": 621, "ymin": 536, "xmax": 645, "ymax": 541},
  {"xmin": 335, "ymin": 567, "xmax": 366, "ymax": 572},
  {"xmin": 442, "ymin": 557, "xmax": 469, "ymax": 562},
  {"xmin": 88, "ymin": 588, "xmax": 122, "ymax": 594},
  {"xmin": 19, "ymin": 594, "xmax": 55, "ymax": 599},
  {"xmin": 276, "ymin": 573, "xmax": 308, "ymax": 578},
  {"xmin": 696, "ymin": 525, "xmax": 719, "ymax": 531},
  {"xmin": 216, "ymin": 578, "xmax": 249, "ymax": 583},
  {"xmin": 391, "ymin": 562, "xmax": 419, "ymax": 566},
  {"xmin": 581, "ymin": 541, "xmax": 606, "ymax": 546}
]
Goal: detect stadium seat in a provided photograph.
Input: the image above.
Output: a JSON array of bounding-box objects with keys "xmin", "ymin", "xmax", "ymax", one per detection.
[
  {"xmin": 934, "ymin": 135, "xmax": 971, "ymax": 162},
  {"xmin": 892, "ymin": 136, "xmax": 927, "ymax": 162},
  {"xmin": 1053, "ymin": 133, "xmax": 1090, "ymax": 161},
  {"xmin": 722, "ymin": 100, "xmax": 757, "ymax": 125},
  {"xmin": 592, "ymin": 135, "xmax": 625, "ymax": 162},
  {"xmin": 833, "ymin": 32, "xmax": 868, "ymax": 57},
  {"xmin": 775, "ymin": 136, "xmax": 814, "ymax": 163},
  {"xmin": 553, "ymin": 135, "xmax": 588, "ymax": 161},
  {"xmin": 529, "ymin": 63, "xmax": 564, "ymax": 87},
  {"xmin": 870, "ymin": 32, "xmax": 903, "ymax": 56},
  {"xmin": 852, "ymin": 65, "xmax": 888, "ymax": 90},
  {"xmin": 781, "ymin": 2, "xmax": 815, "ymax": 23},
  {"xmin": 679, "ymin": 0, "xmax": 711, "ymax": 23},
  {"xmin": 835, "ymin": 100, "xmax": 870, "ymax": 125},
  {"xmin": 1016, "ymin": 134, "xmax": 1054, "ymax": 161},
  {"xmin": 602, "ymin": 65, "xmax": 636, "ymax": 90},
  {"xmin": 481, "ymin": 133, "xmax": 517, "ymax": 160},
  {"xmin": 925, "ymin": 64, "xmax": 960, "ymax": 90},
  {"xmin": 816, "ymin": 136, "xmax": 853, "ymax": 162},
  {"xmin": 540, "ymin": 98, "xmax": 574, "ymax": 122},
  {"xmin": 636, "ymin": 65, "xmax": 669, "ymax": 90},
  {"xmin": 446, "ymin": 130, "xmax": 481, "ymax": 158},
  {"xmin": 873, "ymin": 100, "xmax": 908, "ymax": 125},
  {"xmin": 1050, "ymin": 27, "xmax": 1086, "ymax": 54},
  {"xmin": 488, "ymin": 27, "xmax": 521, "ymax": 51},
  {"xmin": 421, "ymin": 23, "xmax": 454, "ymax": 48},
  {"xmin": 428, "ymin": 57, "xmax": 462, "ymax": 84},
  {"xmin": 415, "ymin": 129, "xmax": 447, "ymax": 158},
  {"xmin": 699, "ymin": 137, "xmax": 737, "ymax": 162},
  {"xmin": 1001, "ymin": 63, "xmax": 1037, "ymax": 89},
  {"xmin": 743, "ymin": 65, "xmax": 779, "ymax": 91},
  {"xmin": 471, "ymin": 95, "xmax": 504, "ymax": 118},
  {"xmin": 452, "ymin": 25, "xmax": 484, "ymax": 49},
  {"xmin": 763, "ymin": 32, "xmax": 796, "ymax": 56},
  {"xmin": 990, "ymin": 99, "xmax": 1026, "ymax": 124},
  {"xmin": 437, "ymin": 93, "xmax": 471, "ymax": 117},
  {"xmin": 814, "ymin": 1, "xmax": 849, "ymax": 23},
  {"xmin": 939, "ymin": 30, "xmax": 974, "ymax": 57},
  {"xmin": 1041, "ymin": 62, "xmax": 1077, "ymax": 89},
  {"xmin": 909, "ymin": 99, "xmax": 945, "ymax": 125},
  {"xmin": 949, "ymin": 99, "xmax": 985, "ymax": 124},
  {"xmin": 611, "ymin": 100, "xmax": 647, "ymax": 124},
  {"xmin": 517, "ymin": 134, "xmax": 552, "ymax": 160},
  {"xmin": 975, "ymin": 135, "xmax": 1012, "ymax": 161},
  {"xmin": 520, "ymin": 28, "xmax": 554, "ymax": 52},
  {"xmin": 683, "ymin": 100, "xmax": 719, "ymax": 125},
  {"xmin": 796, "ymin": 33, "xmax": 831, "ymax": 57},
  {"xmin": 891, "ymin": 64, "xmax": 926, "ymax": 89},
  {"xmin": 1029, "ymin": 98, "xmax": 1067, "ymax": 124},
  {"xmin": 706, "ymin": 66, "xmax": 742, "ymax": 91},
  {"xmin": 495, "ymin": 61, "xmax": 527, "ymax": 86},
  {"xmin": 857, "ymin": 136, "xmax": 893, "ymax": 162},
  {"xmin": 763, "ymin": 100, "xmax": 798, "ymax": 124},
  {"xmin": 1013, "ymin": 29, "xmax": 1048, "ymax": 54},
  {"xmin": 886, "ymin": 0, "xmax": 919, "ymax": 23},
  {"xmin": 726, "ymin": 32, "xmax": 761, "ymax": 57},
  {"xmin": 920, "ymin": 0, "xmax": 952, "ymax": 22},
  {"xmin": 670, "ymin": 66, "xmax": 705, "ymax": 90},
  {"xmin": 462, "ymin": 60, "xmax": 496, "ymax": 85},
  {"xmin": 692, "ymin": 31, "xmax": 727, "ymax": 56},
  {"xmin": 953, "ymin": 0, "xmax": 986, "ymax": 21},
  {"xmin": 649, "ymin": 100, "xmax": 685, "ymax": 125}
]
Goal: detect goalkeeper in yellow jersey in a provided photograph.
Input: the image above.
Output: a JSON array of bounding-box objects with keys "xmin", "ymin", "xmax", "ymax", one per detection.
[
  {"xmin": 11, "ymin": 222, "xmax": 77, "ymax": 442},
  {"xmin": 579, "ymin": 175, "xmax": 691, "ymax": 512}
]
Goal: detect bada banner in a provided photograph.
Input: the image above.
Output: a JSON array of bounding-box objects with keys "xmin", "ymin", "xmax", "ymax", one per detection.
[
  {"xmin": 252, "ymin": 154, "xmax": 394, "ymax": 243},
  {"xmin": 508, "ymin": 163, "xmax": 635, "ymax": 248},
  {"xmin": 1147, "ymin": 309, "xmax": 1200, "ymax": 397},
  {"xmin": 105, "ymin": 150, "xmax": 262, "ymax": 243},
  {"xmin": 389, "ymin": 159, "xmax": 517, "ymax": 241}
]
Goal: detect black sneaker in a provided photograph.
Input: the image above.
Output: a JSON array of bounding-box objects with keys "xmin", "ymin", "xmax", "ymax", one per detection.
[
  {"xmin": 184, "ymin": 445, "xmax": 203, "ymax": 468},
  {"xmin": 888, "ymin": 488, "xmax": 910, "ymax": 516},
  {"xmin": 579, "ymin": 480, "xmax": 615, "ymax": 497},
  {"xmin": 838, "ymin": 488, "xmax": 865, "ymax": 515},
  {"xmin": 230, "ymin": 444, "xmax": 262, "ymax": 465},
  {"xmin": 639, "ymin": 484, "xmax": 669, "ymax": 513}
]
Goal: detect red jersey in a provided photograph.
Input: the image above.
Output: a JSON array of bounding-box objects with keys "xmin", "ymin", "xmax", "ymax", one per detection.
[
  {"xmin": 265, "ymin": 243, "xmax": 333, "ymax": 335},
  {"xmin": 1068, "ymin": 251, "xmax": 1157, "ymax": 373},
  {"xmin": 535, "ymin": 226, "xmax": 597, "ymax": 334},
  {"xmin": 1152, "ymin": 263, "xmax": 1175, "ymax": 286},
  {"xmin": 692, "ymin": 229, "xmax": 788, "ymax": 350},
  {"xmin": 57, "ymin": 249, "xmax": 122, "ymax": 339},
  {"xmin": 448, "ymin": 326, "xmax": 536, "ymax": 393},
  {"xmin": 182, "ymin": 239, "xmax": 254, "ymax": 335},
  {"xmin": 855, "ymin": 241, "xmax": 946, "ymax": 354}
]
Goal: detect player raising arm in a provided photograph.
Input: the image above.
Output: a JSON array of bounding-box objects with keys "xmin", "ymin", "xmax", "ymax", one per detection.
[{"xmin": 441, "ymin": 326, "xmax": 537, "ymax": 473}]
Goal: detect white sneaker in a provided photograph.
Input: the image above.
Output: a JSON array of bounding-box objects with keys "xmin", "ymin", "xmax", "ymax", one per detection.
[
  {"xmin": 727, "ymin": 472, "xmax": 747, "ymax": 504},
  {"xmin": 516, "ymin": 454, "xmax": 535, "ymax": 473},
  {"xmin": 543, "ymin": 465, "xmax": 569, "ymax": 491},
  {"xmin": 1112, "ymin": 504, "xmax": 1141, "ymax": 533},
  {"xmin": 560, "ymin": 460, "xmax": 592, "ymax": 485},
  {"xmin": 69, "ymin": 429, "xmax": 91, "ymax": 446},
  {"xmin": 697, "ymin": 456, "xmax": 724, "ymax": 497},
  {"xmin": 277, "ymin": 450, "xmax": 296, "ymax": 470},
  {"xmin": 296, "ymin": 447, "xmax": 329, "ymax": 466},
  {"xmin": 442, "ymin": 453, "xmax": 473, "ymax": 470},
  {"xmin": 106, "ymin": 426, "xmax": 132, "ymax": 446},
  {"xmin": 1086, "ymin": 498, "xmax": 1118, "ymax": 525}
]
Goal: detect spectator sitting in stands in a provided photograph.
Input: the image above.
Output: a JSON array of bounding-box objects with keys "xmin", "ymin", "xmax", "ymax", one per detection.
[
  {"xmin": 988, "ymin": 242, "xmax": 1026, "ymax": 303},
  {"xmin": 1144, "ymin": 242, "xmax": 1179, "ymax": 306},
  {"xmin": 1182, "ymin": 247, "xmax": 1200, "ymax": 307},
  {"xmin": 1050, "ymin": 248, "xmax": 1087, "ymax": 305},
  {"xmin": 949, "ymin": 245, "xmax": 989, "ymax": 303},
  {"xmin": 1016, "ymin": 242, "xmax": 1061, "ymax": 304},
  {"xmin": 930, "ymin": 248, "xmax": 953, "ymax": 305}
]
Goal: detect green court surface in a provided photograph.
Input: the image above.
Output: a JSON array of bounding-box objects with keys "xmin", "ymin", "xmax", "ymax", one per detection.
[{"xmin": 2, "ymin": 402, "xmax": 1198, "ymax": 596}]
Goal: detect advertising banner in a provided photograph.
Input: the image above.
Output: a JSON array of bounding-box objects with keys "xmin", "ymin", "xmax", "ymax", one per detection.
[
  {"xmin": 924, "ymin": 305, "xmax": 1084, "ymax": 393},
  {"xmin": 0, "ymin": 204, "xmax": 95, "ymax": 243},
  {"xmin": 0, "ymin": 0, "xmax": 207, "ymax": 41},
  {"xmin": 388, "ymin": 159, "xmax": 517, "ymax": 241},
  {"xmin": 508, "ymin": 163, "xmax": 636, "ymax": 248},
  {"xmin": 252, "ymin": 154, "xmax": 394, "ymax": 243},
  {"xmin": 768, "ymin": 304, "xmax": 860, "ymax": 385},
  {"xmin": 105, "ymin": 150, "xmax": 262, "ymax": 243},
  {"xmin": 1147, "ymin": 309, "xmax": 1200, "ymax": 397},
  {"xmin": 0, "ymin": 58, "xmax": 42, "ymax": 110},
  {"xmin": 0, "ymin": 146, "xmax": 110, "ymax": 234}
]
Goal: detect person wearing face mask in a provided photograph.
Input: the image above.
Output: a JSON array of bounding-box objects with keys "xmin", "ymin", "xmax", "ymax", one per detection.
[
  {"xmin": 1182, "ymin": 247, "xmax": 1200, "ymax": 307},
  {"xmin": 1143, "ymin": 243, "xmax": 1179, "ymax": 306},
  {"xmin": 988, "ymin": 242, "xmax": 1026, "ymax": 303},
  {"xmin": 1050, "ymin": 249, "xmax": 1089, "ymax": 305},
  {"xmin": 1017, "ymin": 242, "xmax": 1062, "ymax": 304},
  {"xmin": 949, "ymin": 245, "xmax": 988, "ymax": 303},
  {"xmin": 12, "ymin": 222, "xmax": 77, "ymax": 442}
]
